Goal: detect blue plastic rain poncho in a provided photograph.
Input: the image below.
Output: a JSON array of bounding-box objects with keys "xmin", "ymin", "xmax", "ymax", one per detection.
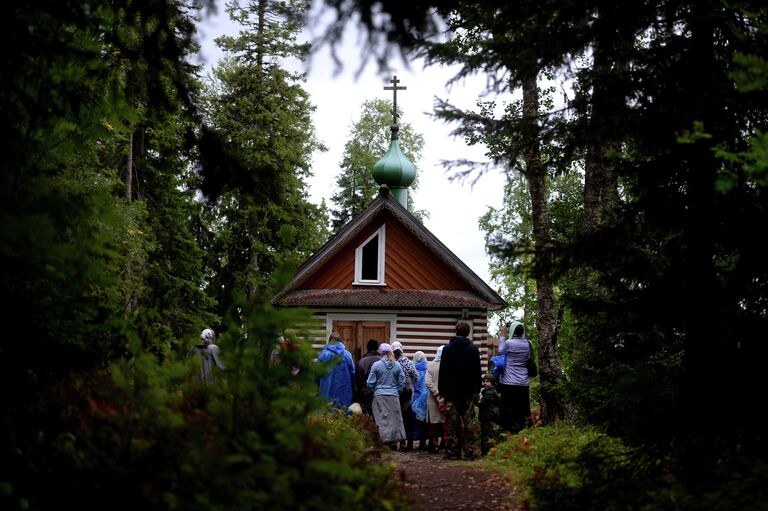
[
  {"xmin": 316, "ymin": 341, "xmax": 355, "ymax": 410},
  {"xmin": 491, "ymin": 354, "xmax": 506, "ymax": 380},
  {"xmin": 411, "ymin": 357, "xmax": 429, "ymax": 421}
]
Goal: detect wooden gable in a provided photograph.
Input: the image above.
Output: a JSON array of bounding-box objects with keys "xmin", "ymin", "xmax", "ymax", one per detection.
[
  {"xmin": 301, "ymin": 210, "xmax": 466, "ymax": 291},
  {"xmin": 383, "ymin": 214, "xmax": 466, "ymax": 290},
  {"xmin": 272, "ymin": 187, "xmax": 506, "ymax": 311}
]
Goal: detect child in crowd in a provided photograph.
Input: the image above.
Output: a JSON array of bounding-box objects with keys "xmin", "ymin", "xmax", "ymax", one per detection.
[{"xmin": 478, "ymin": 373, "xmax": 502, "ymax": 455}]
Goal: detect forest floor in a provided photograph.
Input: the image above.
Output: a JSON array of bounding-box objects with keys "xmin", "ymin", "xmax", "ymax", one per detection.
[{"xmin": 385, "ymin": 447, "xmax": 525, "ymax": 511}]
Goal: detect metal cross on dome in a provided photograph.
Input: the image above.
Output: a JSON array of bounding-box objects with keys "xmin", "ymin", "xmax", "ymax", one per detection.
[{"xmin": 384, "ymin": 75, "xmax": 406, "ymax": 125}]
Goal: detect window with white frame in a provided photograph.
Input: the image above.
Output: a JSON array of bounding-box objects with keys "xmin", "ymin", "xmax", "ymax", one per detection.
[{"xmin": 354, "ymin": 225, "xmax": 386, "ymax": 285}]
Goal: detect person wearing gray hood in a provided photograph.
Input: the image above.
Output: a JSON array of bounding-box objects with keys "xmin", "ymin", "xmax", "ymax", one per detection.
[
  {"xmin": 188, "ymin": 328, "xmax": 225, "ymax": 384},
  {"xmin": 498, "ymin": 320, "xmax": 534, "ymax": 433}
]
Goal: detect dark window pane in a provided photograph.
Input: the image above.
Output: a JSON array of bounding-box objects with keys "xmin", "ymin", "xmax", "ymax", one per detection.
[{"xmin": 361, "ymin": 234, "xmax": 379, "ymax": 280}]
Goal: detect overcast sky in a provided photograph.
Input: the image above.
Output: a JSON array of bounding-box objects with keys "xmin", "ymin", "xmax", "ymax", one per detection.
[{"xmin": 195, "ymin": 4, "xmax": 508, "ymax": 286}]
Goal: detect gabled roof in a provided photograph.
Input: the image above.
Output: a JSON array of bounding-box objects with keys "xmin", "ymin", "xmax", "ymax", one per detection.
[{"xmin": 272, "ymin": 186, "xmax": 507, "ymax": 310}]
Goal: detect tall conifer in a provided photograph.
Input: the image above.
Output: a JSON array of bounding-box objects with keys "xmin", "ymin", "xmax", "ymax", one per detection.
[{"xmin": 200, "ymin": 0, "xmax": 327, "ymax": 311}]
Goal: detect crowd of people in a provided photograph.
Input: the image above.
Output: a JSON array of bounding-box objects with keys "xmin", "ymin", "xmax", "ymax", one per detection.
[
  {"xmin": 192, "ymin": 320, "xmax": 536, "ymax": 460},
  {"xmin": 314, "ymin": 321, "xmax": 536, "ymax": 460}
]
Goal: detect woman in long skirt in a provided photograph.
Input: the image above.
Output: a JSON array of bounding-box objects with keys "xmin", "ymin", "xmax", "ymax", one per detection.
[
  {"xmin": 424, "ymin": 346, "xmax": 446, "ymax": 453},
  {"xmin": 367, "ymin": 343, "xmax": 406, "ymax": 448}
]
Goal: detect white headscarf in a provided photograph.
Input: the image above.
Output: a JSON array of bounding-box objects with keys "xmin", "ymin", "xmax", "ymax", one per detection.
[
  {"xmin": 509, "ymin": 321, "xmax": 524, "ymax": 338},
  {"xmin": 433, "ymin": 345, "xmax": 445, "ymax": 362},
  {"xmin": 413, "ymin": 351, "xmax": 426, "ymax": 363},
  {"xmin": 200, "ymin": 328, "xmax": 215, "ymax": 345}
]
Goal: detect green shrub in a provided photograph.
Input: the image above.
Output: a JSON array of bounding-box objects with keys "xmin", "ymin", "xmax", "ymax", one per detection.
[
  {"xmin": 1, "ymin": 301, "xmax": 407, "ymax": 511},
  {"xmin": 486, "ymin": 424, "xmax": 634, "ymax": 510},
  {"xmin": 486, "ymin": 424, "xmax": 768, "ymax": 511}
]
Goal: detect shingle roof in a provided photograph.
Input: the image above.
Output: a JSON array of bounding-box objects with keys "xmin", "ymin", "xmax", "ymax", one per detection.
[{"xmin": 275, "ymin": 288, "xmax": 497, "ymax": 308}]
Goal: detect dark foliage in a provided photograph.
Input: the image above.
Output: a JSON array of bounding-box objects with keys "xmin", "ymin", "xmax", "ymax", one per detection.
[
  {"xmin": 316, "ymin": 0, "xmax": 768, "ymax": 507},
  {"xmin": 197, "ymin": 124, "xmax": 254, "ymax": 200},
  {"xmin": 0, "ymin": 2, "xmax": 397, "ymax": 510}
]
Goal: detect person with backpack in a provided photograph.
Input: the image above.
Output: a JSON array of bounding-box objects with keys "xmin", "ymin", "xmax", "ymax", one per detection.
[
  {"xmin": 497, "ymin": 320, "xmax": 535, "ymax": 433},
  {"xmin": 392, "ymin": 341, "xmax": 418, "ymax": 450},
  {"xmin": 410, "ymin": 351, "xmax": 429, "ymax": 450}
]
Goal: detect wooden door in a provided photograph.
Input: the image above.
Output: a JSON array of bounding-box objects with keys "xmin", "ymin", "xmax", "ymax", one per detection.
[
  {"xmin": 333, "ymin": 321, "xmax": 358, "ymax": 360},
  {"xmin": 361, "ymin": 321, "xmax": 390, "ymax": 361},
  {"xmin": 332, "ymin": 320, "xmax": 390, "ymax": 364}
]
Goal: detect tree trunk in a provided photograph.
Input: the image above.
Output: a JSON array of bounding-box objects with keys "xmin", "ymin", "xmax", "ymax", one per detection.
[
  {"xmin": 124, "ymin": 130, "xmax": 138, "ymax": 315},
  {"xmin": 583, "ymin": 5, "xmax": 621, "ymax": 236},
  {"xmin": 583, "ymin": 142, "xmax": 616, "ymax": 235},
  {"xmin": 522, "ymin": 73, "xmax": 565, "ymax": 424},
  {"xmin": 679, "ymin": 6, "xmax": 721, "ymax": 480},
  {"xmin": 256, "ymin": 0, "xmax": 265, "ymax": 70},
  {"xmin": 578, "ymin": 4, "xmax": 624, "ymax": 350},
  {"xmin": 248, "ymin": 211, "xmax": 259, "ymax": 301},
  {"xmin": 126, "ymin": 130, "xmax": 133, "ymax": 201}
]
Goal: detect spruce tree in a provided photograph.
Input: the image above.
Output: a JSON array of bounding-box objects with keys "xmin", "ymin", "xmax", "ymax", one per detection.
[{"xmin": 200, "ymin": 0, "xmax": 327, "ymax": 312}]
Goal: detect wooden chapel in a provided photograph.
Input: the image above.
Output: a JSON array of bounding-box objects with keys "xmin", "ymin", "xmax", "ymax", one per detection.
[{"xmin": 271, "ymin": 76, "xmax": 507, "ymax": 367}]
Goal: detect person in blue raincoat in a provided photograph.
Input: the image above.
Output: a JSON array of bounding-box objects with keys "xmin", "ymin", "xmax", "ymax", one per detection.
[
  {"xmin": 411, "ymin": 351, "xmax": 429, "ymax": 449},
  {"xmin": 316, "ymin": 332, "xmax": 355, "ymax": 410}
]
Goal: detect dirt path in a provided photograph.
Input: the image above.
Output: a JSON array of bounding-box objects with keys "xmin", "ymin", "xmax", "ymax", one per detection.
[{"xmin": 386, "ymin": 449, "xmax": 524, "ymax": 511}]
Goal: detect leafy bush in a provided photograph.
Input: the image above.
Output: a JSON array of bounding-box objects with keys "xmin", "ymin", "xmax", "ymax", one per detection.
[
  {"xmin": 1, "ymin": 301, "xmax": 406, "ymax": 511},
  {"xmin": 486, "ymin": 424, "xmax": 768, "ymax": 511},
  {"xmin": 486, "ymin": 424, "xmax": 629, "ymax": 508}
]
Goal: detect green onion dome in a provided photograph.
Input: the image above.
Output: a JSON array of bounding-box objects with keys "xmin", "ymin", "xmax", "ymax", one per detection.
[{"xmin": 372, "ymin": 136, "xmax": 416, "ymax": 191}]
